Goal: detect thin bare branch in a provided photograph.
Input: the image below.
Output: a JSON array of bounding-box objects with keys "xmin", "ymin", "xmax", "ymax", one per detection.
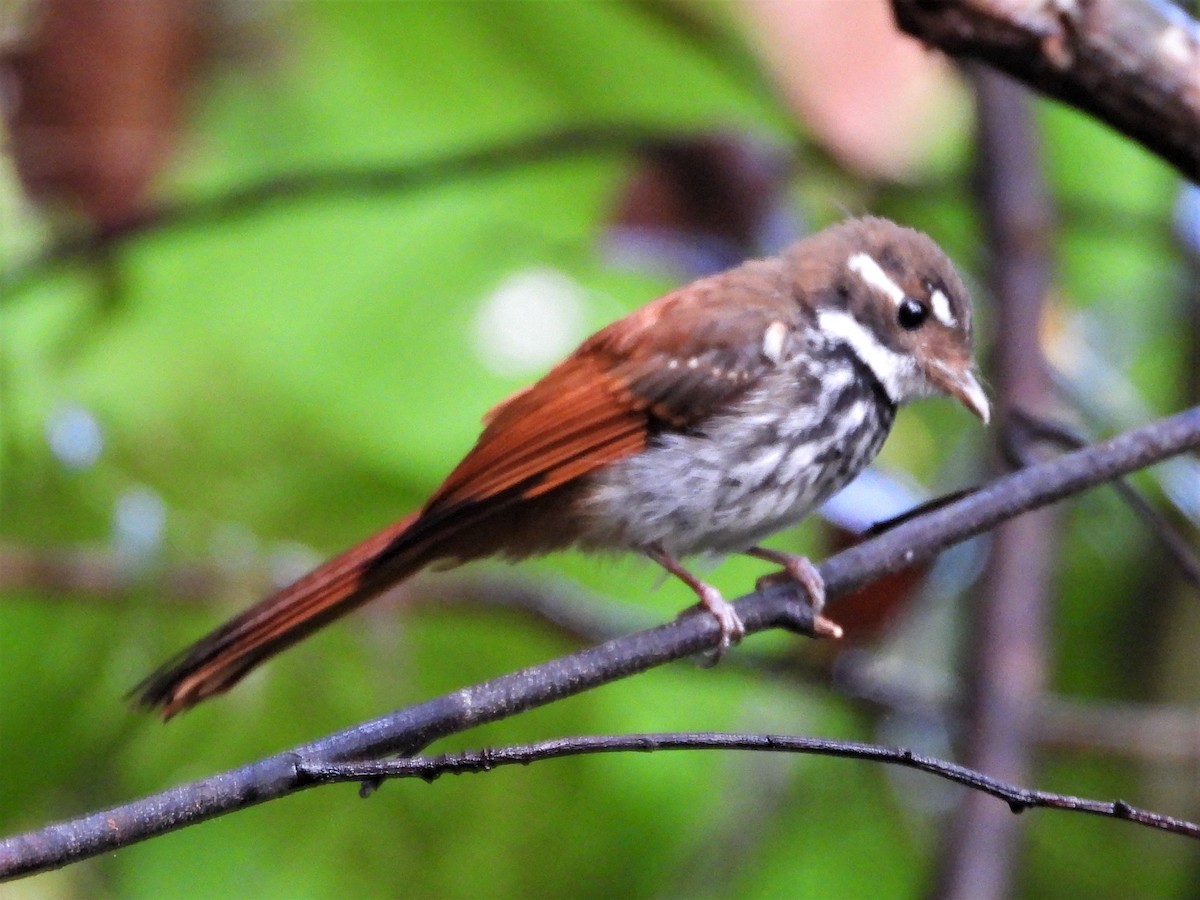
[{"xmin": 293, "ymin": 733, "xmax": 1200, "ymax": 838}]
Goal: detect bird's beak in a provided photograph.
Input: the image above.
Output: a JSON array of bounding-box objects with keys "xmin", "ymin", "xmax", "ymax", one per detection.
[{"xmin": 932, "ymin": 363, "xmax": 991, "ymax": 425}]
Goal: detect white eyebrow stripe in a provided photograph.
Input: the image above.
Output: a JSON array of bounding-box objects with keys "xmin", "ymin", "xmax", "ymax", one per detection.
[
  {"xmin": 930, "ymin": 289, "xmax": 957, "ymax": 327},
  {"xmin": 847, "ymin": 252, "xmax": 905, "ymax": 306}
]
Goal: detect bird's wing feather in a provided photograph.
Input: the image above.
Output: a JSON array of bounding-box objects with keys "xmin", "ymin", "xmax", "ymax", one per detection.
[{"xmin": 426, "ymin": 263, "xmax": 797, "ymax": 513}]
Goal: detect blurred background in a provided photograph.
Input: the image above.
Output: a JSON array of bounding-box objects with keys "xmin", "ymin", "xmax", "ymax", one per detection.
[{"xmin": 1, "ymin": 1, "xmax": 1196, "ymax": 897}]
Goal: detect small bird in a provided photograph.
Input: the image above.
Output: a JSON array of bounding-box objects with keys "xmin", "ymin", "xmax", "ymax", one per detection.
[{"xmin": 135, "ymin": 216, "xmax": 988, "ymax": 718}]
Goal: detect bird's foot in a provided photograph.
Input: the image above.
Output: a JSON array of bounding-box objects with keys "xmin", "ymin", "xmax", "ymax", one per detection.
[
  {"xmin": 690, "ymin": 582, "xmax": 746, "ymax": 666},
  {"xmin": 647, "ymin": 545, "xmax": 746, "ymax": 663},
  {"xmin": 748, "ymin": 548, "xmax": 843, "ymax": 639}
]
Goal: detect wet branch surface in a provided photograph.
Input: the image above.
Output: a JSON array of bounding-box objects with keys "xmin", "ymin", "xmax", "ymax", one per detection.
[{"xmin": 1, "ymin": 405, "xmax": 1198, "ymax": 880}]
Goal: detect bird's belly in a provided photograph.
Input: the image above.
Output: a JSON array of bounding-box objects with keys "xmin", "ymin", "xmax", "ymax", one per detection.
[{"xmin": 579, "ymin": 364, "xmax": 894, "ymax": 556}]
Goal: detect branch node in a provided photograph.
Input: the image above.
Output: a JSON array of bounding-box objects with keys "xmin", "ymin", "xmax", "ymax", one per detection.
[
  {"xmin": 1007, "ymin": 798, "xmax": 1032, "ymax": 815},
  {"xmin": 358, "ymin": 777, "xmax": 383, "ymax": 798}
]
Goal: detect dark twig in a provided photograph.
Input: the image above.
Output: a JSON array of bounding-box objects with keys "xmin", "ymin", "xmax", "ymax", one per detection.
[
  {"xmin": 867, "ymin": 418, "xmax": 1200, "ymax": 587},
  {"xmin": 891, "ymin": 0, "xmax": 1200, "ymax": 181},
  {"xmin": 1, "ymin": 407, "xmax": 1198, "ymax": 879},
  {"xmin": 291, "ymin": 733, "xmax": 1200, "ymax": 838},
  {"xmin": 826, "ymin": 652, "xmax": 1200, "ymax": 765},
  {"xmin": 1035, "ymin": 698, "xmax": 1200, "ymax": 763},
  {"xmin": 1006, "ymin": 412, "xmax": 1200, "ymax": 586},
  {"xmin": 0, "ymin": 544, "xmax": 235, "ymax": 601},
  {"xmin": 1, "ymin": 125, "xmax": 767, "ymax": 301},
  {"xmin": 0, "ymin": 545, "xmax": 650, "ymax": 642},
  {"xmin": 862, "ymin": 487, "xmax": 975, "ymax": 535}
]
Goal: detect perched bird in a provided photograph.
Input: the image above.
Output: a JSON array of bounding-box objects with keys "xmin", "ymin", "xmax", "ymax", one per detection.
[{"xmin": 135, "ymin": 216, "xmax": 988, "ymax": 718}]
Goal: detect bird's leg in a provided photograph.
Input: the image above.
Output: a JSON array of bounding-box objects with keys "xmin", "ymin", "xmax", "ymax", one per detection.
[
  {"xmin": 746, "ymin": 547, "xmax": 843, "ymax": 639},
  {"xmin": 647, "ymin": 545, "xmax": 745, "ymax": 657}
]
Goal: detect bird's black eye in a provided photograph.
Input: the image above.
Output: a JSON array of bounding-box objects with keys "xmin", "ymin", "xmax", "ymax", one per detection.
[{"xmin": 897, "ymin": 297, "xmax": 929, "ymax": 330}]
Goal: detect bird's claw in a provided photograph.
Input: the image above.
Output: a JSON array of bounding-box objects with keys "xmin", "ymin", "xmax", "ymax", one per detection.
[{"xmin": 751, "ymin": 550, "xmax": 843, "ymax": 640}]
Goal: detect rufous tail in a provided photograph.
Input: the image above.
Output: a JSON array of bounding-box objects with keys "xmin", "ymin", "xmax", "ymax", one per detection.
[{"xmin": 132, "ymin": 513, "xmax": 429, "ymax": 718}]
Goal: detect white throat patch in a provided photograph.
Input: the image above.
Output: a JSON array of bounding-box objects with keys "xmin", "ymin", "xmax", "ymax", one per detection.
[{"xmin": 816, "ymin": 309, "xmax": 920, "ymax": 405}]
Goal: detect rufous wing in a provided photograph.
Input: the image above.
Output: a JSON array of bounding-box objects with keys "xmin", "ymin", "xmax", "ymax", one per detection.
[{"xmin": 425, "ymin": 262, "xmax": 801, "ymax": 516}]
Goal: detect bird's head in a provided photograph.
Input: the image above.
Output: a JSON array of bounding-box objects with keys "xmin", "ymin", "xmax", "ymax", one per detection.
[{"xmin": 789, "ymin": 216, "xmax": 989, "ymax": 423}]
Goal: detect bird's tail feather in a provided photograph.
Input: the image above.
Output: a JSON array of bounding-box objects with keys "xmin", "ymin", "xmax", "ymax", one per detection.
[{"xmin": 132, "ymin": 512, "xmax": 428, "ymax": 719}]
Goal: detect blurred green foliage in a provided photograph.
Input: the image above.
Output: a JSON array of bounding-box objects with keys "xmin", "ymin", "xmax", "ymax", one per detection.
[{"xmin": 1, "ymin": 3, "xmax": 1194, "ymax": 898}]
